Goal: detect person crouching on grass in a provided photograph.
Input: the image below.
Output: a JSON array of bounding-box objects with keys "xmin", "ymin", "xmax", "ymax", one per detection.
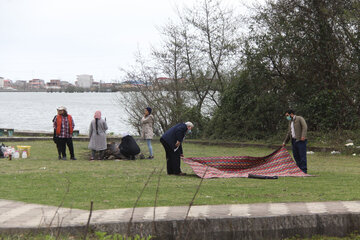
[{"xmin": 160, "ymin": 122, "xmax": 194, "ymax": 176}]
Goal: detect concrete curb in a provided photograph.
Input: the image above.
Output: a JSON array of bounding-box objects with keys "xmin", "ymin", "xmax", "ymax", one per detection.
[{"xmin": 1, "ymin": 199, "xmax": 360, "ymax": 239}]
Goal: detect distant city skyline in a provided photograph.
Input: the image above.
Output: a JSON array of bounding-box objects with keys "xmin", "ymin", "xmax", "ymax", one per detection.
[
  {"xmin": 0, "ymin": 74, "xmax": 118, "ymax": 83},
  {"xmin": 0, "ymin": 0, "xmax": 264, "ymax": 83}
]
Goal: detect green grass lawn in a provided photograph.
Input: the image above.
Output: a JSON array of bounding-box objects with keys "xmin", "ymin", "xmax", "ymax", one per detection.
[{"xmin": 0, "ymin": 140, "xmax": 359, "ymax": 210}]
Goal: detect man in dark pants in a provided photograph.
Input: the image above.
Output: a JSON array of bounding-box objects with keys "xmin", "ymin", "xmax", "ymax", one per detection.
[
  {"xmin": 160, "ymin": 122, "xmax": 194, "ymax": 175},
  {"xmin": 283, "ymin": 110, "xmax": 308, "ymax": 173},
  {"xmin": 53, "ymin": 106, "xmax": 76, "ymax": 160}
]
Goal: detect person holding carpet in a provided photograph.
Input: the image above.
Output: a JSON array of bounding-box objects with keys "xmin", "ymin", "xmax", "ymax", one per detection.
[{"xmin": 283, "ymin": 109, "xmax": 308, "ymax": 173}]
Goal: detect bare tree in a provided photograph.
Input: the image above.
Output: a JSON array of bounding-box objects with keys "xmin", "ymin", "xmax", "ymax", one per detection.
[
  {"xmin": 118, "ymin": 39, "xmax": 191, "ymax": 134},
  {"xmin": 181, "ymin": 0, "xmax": 241, "ymax": 106},
  {"xmin": 118, "ymin": 0, "xmax": 242, "ymax": 135}
]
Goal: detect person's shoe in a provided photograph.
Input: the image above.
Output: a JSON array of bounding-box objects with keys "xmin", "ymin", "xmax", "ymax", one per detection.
[
  {"xmin": 90, "ymin": 157, "xmax": 94, "ymax": 161},
  {"xmin": 61, "ymin": 157, "xmax": 67, "ymax": 160},
  {"xmin": 147, "ymin": 156, "xmax": 154, "ymax": 159},
  {"xmin": 70, "ymin": 157, "xmax": 77, "ymax": 160},
  {"xmin": 175, "ymin": 172, "xmax": 186, "ymax": 176},
  {"xmin": 58, "ymin": 156, "xmax": 61, "ymax": 160}
]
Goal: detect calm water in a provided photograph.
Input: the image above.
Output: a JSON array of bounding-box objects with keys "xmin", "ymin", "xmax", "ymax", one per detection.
[{"xmin": 0, "ymin": 92, "xmax": 134, "ymax": 135}]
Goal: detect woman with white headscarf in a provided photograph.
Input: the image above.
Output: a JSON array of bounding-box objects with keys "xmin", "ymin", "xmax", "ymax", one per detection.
[{"xmin": 88, "ymin": 110, "xmax": 108, "ymax": 160}]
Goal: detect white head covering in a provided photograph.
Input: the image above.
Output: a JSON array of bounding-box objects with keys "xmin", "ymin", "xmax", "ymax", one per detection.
[{"xmin": 57, "ymin": 106, "xmax": 67, "ymax": 111}]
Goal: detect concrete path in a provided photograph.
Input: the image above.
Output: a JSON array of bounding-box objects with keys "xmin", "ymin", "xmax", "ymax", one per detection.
[{"xmin": 1, "ymin": 199, "xmax": 360, "ymax": 239}]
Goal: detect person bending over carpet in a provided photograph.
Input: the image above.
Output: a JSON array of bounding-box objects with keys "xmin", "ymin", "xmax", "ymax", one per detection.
[{"xmin": 160, "ymin": 122, "xmax": 194, "ymax": 175}]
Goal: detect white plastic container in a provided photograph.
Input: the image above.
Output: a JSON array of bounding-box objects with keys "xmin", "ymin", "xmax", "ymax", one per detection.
[
  {"xmin": 22, "ymin": 151, "xmax": 28, "ymax": 159},
  {"xmin": 13, "ymin": 151, "xmax": 20, "ymax": 159}
]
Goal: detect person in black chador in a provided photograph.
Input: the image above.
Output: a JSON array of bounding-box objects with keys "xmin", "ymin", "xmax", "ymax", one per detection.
[{"xmin": 119, "ymin": 132, "xmax": 140, "ymax": 160}]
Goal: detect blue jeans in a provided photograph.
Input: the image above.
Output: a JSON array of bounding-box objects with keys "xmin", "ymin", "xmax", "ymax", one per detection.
[
  {"xmin": 146, "ymin": 139, "xmax": 153, "ymax": 156},
  {"xmin": 292, "ymin": 139, "xmax": 307, "ymax": 173}
]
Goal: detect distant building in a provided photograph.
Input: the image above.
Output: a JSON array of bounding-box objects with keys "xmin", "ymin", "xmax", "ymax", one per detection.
[
  {"xmin": 0, "ymin": 78, "xmax": 15, "ymax": 90},
  {"xmin": 76, "ymin": 74, "xmax": 94, "ymax": 88},
  {"xmin": 92, "ymin": 81, "xmax": 100, "ymax": 88},
  {"xmin": 111, "ymin": 83, "xmax": 123, "ymax": 91},
  {"xmin": 121, "ymin": 80, "xmax": 145, "ymax": 88},
  {"xmin": 102, "ymin": 83, "xmax": 113, "ymax": 88},
  {"xmin": 156, "ymin": 77, "xmax": 173, "ymax": 85},
  {"xmin": 60, "ymin": 81, "xmax": 72, "ymax": 87},
  {"xmin": 49, "ymin": 79, "xmax": 61, "ymax": 86},
  {"xmin": 14, "ymin": 80, "xmax": 27, "ymax": 89},
  {"xmin": 155, "ymin": 77, "xmax": 185, "ymax": 85},
  {"xmin": 46, "ymin": 79, "xmax": 61, "ymax": 90},
  {"xmin": 29, "ymin": 79, "xmax": 45, "ymax": 89}
]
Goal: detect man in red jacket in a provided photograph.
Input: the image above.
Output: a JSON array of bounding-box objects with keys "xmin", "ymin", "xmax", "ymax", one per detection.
[{"xmin": 53, "ymin": 106, "xmax": 76, "ymax": 160}]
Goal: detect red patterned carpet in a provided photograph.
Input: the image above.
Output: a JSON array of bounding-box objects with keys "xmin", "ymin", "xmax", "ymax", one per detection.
[{"xmin": 183, "ymin": 147, "xmax": 311, "ymax": 178}]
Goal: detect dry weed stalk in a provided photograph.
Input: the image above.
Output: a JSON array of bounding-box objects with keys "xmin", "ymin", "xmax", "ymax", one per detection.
[
  {"xmin": 179, "ymin": 166, "xmax": 209, "ymax": 240},
  {"xmin": 83, "ymin": 201, "xmax": 94, "ymax": 240},
  {"xmin": 126, "ymin": 168, "xmax": 157, "ymax": 237},
  {"xmin": 152, "ymin": 163, "xmax": 166, "ymax": 235}
]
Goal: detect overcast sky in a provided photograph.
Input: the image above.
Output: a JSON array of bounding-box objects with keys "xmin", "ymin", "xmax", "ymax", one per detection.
[{"xmin": 0, "ymin": 0, "xmax": 263, "ymax": 83}]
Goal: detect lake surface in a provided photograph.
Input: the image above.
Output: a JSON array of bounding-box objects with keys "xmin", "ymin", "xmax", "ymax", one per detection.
[{"xmin": 0, "ymin": 92, "xmax": 134, "ymax": 135}]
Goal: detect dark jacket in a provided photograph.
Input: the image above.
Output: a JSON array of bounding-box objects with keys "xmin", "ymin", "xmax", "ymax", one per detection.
[
  {"xmin": 119, "ymin": 135, "xmax": 140, "ymax": 158},
  {"xmin": 161, "ymin": 123, "xmax": 187, "ymax": 154}
]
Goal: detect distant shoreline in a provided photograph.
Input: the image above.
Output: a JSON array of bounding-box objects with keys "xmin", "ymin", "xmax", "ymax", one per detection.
[
  {"xmin": 0, "ymin": 89, "xmax": 115, "ymax": 93},
  {"xmin": 0, "ymin": 89, "xmax": 141, "ymax": 93}
]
